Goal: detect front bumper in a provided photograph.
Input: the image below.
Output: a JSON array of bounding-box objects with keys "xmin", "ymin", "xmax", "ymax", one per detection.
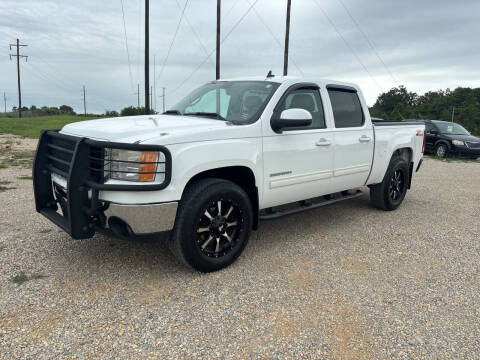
[
  {"xmin": 33, "ymin": 130, "xmax": 173, "ymax": 239},
  {"xmin": 104, "ymin": 202, "xmax": 178, "ymax": 234},
  {"xmin": 451, "ymin": 145, "xmax": 480, "ymax": 157}
]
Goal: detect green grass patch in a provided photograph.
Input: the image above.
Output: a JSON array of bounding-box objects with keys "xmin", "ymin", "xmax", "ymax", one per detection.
[
  {"xmin": 428, "ymin": 155, "xmax": 478, "ymax": 163},
  {"xmin": 0, "ymin": 185, "xmax": 15, "ymax": 192},
  {"xmin": 0, "ymin": 180, "xmax": 14, "ymax": 192},
  {"xmin": 9, "ymin": 271, "xmax": 47, "ymax": 286},
  {"xmin": 0, "ymin": 146, "xmax": 36, "ymax": 169},
  {"xmin": 18, "ymin": 175, "xmax": 33, "ymax": 180},
  {"xmin": 0, "ymin": 115, "xmax": 102, "ymax": 139}
]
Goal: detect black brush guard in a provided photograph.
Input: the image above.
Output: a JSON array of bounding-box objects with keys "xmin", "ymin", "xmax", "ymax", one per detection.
[{"xmin": 33, "ymin": 130, "xmax": 172, "ymax": 239}]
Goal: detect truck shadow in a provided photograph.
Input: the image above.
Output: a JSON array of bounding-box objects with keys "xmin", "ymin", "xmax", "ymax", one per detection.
[{"xmin": 55, "ymin": 193, "xmax": 374, "ymax": 276}]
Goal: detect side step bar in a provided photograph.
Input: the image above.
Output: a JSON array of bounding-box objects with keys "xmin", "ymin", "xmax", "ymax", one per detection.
[{"xmin": 259, "ymin": 190, "xmax": 364, "ymax": 220}]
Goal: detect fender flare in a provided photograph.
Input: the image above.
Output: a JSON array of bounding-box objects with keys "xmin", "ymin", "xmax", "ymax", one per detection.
[{"xmin": 434, "ymin": 139, "xmax": 451, "ymax": 150}]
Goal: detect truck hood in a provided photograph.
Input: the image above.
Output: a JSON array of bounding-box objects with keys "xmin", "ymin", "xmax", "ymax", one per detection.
[{"xmin": 60, "ymin": 115, "xmax": 243, "ymax": 144}]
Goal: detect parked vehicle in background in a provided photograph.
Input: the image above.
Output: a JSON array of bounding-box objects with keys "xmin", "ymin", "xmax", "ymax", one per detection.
[
  {"xmin": 406, "ymin": 119, "xmax": 480, "ymax": 159},
  {"xmin": 33, "ymin": 76, "xmax": 425, "ymax": 272}
]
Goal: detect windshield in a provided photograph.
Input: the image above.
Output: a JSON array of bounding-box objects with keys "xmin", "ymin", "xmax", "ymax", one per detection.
[
  {"xmin": 435, "ymin": 122, "xmax": 470, "ymax": 135},
  {"xmin": 168, "ymin": 81, "xmax": 280, "ymax": 124}
]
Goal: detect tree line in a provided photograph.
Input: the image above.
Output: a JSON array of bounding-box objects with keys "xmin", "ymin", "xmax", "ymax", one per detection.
[
  {"xmin": 369, "ymin": 86, "xmax": 480, "ymax": 135},
  {"xmin": 2, "ymin": 105, "xmax": 150, "ymax": 118}
]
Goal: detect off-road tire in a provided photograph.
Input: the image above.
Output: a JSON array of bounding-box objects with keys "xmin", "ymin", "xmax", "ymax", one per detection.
[
  {"xmin": 169, "ymin": 178, "xmax": 252, "ymax": 272},
  {"xmin": 370, "ymin": 156, "xmax": 410, "ymax": 211}
]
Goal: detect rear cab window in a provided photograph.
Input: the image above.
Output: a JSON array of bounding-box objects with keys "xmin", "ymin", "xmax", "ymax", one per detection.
[{"xmin": 327, "ymin": 87, "xmax": 364, "ymax": 128}]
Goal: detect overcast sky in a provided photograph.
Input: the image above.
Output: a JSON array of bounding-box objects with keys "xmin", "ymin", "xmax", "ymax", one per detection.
[{"xmin": 1, "ymin": 0, "xmax": 479, "ymax": 113}]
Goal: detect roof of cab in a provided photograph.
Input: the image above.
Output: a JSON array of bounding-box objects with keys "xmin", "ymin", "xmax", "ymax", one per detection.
[{"xmin": 217, "ymin": 75, "xmax": 359, "ymax": 89}]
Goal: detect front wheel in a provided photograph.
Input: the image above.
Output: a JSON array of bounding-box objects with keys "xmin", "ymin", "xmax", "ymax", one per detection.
[
  {"xmin": 370, "ymin": 156, "xmax": 410, "ymax": 211},
  {"xmin": 169, "ymin": 178, "xmax": 252, "ymax": 272},
  {"xmin": 435, "ymin": 143, "xmax": 448, "ymax": 158}
]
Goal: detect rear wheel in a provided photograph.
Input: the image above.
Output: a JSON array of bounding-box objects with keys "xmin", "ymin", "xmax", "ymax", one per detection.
[
  {"xmin": 370, "ymin": 156, "xmax": 409, "ymax": 211},
  {"xmin": 435, "ymin": 143, "xmax": 448, "ymax": 158},
  {"xmin": 169, "ymin": 178, "xmax": 252, "ymax": 272}
]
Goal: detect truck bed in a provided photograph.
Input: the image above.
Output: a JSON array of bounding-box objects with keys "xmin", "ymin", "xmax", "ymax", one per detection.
[{"xmin": 372, "ymin": 120, "xmax": 421, "ymax": 126}]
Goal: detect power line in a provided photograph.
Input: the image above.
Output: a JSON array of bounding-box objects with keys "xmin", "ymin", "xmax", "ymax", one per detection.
[
  {"xmin": 224, "ymin": 0, "xmax": 241, "ymax": 20},
  {"xmin": 120, "ymin": 0, "xmax": 135, "ymax": 92},
  {"xmin": 27, "ymin": 61, "xmax": 76, "ymax": 92},
  {"xmin": 156, "ymin": 0, "xmax": 190, "ymax": 84},
  {"xmin": 31, "ymin": 55, "xmax": 78, "ymax": 89},
  {"xmin": 336, "ymin": 0, "xmax": 398, "ymax": 84},
  {"xmin": 26, "ymin": 62, "xmax": 76, "ymax": 93},
  {"xmin": 245, "ymin": 0, "xmax": 304, "ymax": 76},
  {"xmin": 174, "ymin": 0, "xmax": 215, "ymax": 67},
  {"xmin": 170, "ymin": 0, "xmax": 260, "ymax": 95},
  {"xmin": 311, "ymin": 0, "xmax": 383, "ymax": 92}
]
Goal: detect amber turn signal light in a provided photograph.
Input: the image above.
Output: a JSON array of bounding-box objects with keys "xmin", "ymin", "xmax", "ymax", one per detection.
[{"xmin": 139, "ymin": 151, "xmax": 158, "ymax": 182}]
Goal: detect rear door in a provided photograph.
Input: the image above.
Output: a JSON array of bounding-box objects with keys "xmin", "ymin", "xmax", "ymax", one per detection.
[
  {"xmin": 262, "ymin": 83, "xmax": 334, "ymax": 208},
  {"xmin": 326, "ymin": 86, "xmax": 374, "ymax": 192}
]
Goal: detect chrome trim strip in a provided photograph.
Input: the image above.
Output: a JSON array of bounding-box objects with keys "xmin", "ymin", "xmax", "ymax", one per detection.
[
  {"xmin": 270, "ymin": 169, "xmax": 332, "ymax": 189},
  {"xmin": 333, "ymin": 164, "xmax": 370, "ymax": 177}
]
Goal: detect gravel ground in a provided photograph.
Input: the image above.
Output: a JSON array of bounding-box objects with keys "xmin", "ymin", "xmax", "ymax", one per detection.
[{"xmin": 1, "ymin": 134, "xmax": 479, "ymax": 359}]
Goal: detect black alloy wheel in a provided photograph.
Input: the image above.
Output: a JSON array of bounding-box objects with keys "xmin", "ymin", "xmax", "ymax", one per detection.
[
  {"xmin": 388, "ymin": 169, "xmax": 405, "ymax": 202},
  {"xmin": 169, "ymin": 178, "xmax": 252, "ymax": 272},
  {"xmin": 195, "ymin": 199, "xmax": 242, "ymax": 258}
]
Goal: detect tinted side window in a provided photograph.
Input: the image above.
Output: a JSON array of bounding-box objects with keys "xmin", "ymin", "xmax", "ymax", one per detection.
[
  {"xmin": 425, "ymin": 123, "xmax": 435, "ymax": 133},
  {"xmin": 328, "ymin": 89, "xmax": 364, "ymax": 128},
  {"xmin": 277, "ymin": 88, "xmax": 325, "ymax": 129}
]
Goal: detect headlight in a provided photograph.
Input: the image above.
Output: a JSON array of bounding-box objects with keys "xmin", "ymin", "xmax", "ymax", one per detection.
[
  {"xmin": 452, "ymin": 140, "xmax": 465, "ymax": 146},
  {"xmin": 105, "ymin": 149, "xmax": 165, "ymax": 182}
]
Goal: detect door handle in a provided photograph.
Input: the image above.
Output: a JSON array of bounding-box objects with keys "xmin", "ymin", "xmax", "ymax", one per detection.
[
  {"xmin": 359, "ymin": 135, "xmax": 371, "ymax": 142},
  {"xmin": 316, "ymin": 138, "xmax": 331, "ymax": 146}
]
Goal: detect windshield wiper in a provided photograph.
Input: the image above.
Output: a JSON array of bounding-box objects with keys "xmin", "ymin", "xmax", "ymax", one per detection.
[
  {"xmin": 164, "ymin": 110, "xmax": 181, "ymax": 115},
  {"xmin": 184, "ymin": 112, "xmax": 226, "ymax": 121}
]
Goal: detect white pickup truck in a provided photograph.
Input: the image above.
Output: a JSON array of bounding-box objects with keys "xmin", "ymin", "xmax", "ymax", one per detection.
[{"xmin": 33, "ymin": 76, "xmax": 425, "ymax": 272}]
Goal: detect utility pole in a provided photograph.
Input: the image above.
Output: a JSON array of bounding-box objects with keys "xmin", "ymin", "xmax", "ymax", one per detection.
[
  {"xmin": 153, "ymin": 54, "xmax": 156, "ymax": 112},
  {"xmin": 135, "ymin": 83, "xmax": 140, "ymax": 108},
  {"xmin": 216, "ymin": 0, "xmax": 221, "ymax": 80},
  {"xmin": 82, "ymin": 85, "xmax": 87, "ymax": 117},
  {"xmin": 451, "ymin": 106, "xmax": 455, "ymax": 123},
  {"xmin": 283, "ymin": 0, "xmax": 291, "ymax": 76},
  {"xmin": 144, "ymin": 0, "xmax": 150, "ymax": 114},
  {"xmin": 150, "ymin": 86, "xmax": 153, "ymax": 112},
  {"xmin": 9, "ymin": 39, "xmax": 28, "ymax": 118},
  {"xmin": 3, "ymin": 92, "xmax": 6, "ymax": 113},
  {"xmin": 162, "ymin": 87, "xmax": 166, "ymax": 113}
]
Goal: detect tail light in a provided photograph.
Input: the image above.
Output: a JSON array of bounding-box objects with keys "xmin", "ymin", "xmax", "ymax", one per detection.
[{"xmin": 422, "ymin": 130, "xmax": 426, "ymax": 153}]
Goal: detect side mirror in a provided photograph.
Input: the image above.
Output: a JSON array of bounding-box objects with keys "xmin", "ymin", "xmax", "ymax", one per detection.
[
  {"xmin": 429, "ymin": 129, "xmax": 438, "ymax": 135},
  {"xmin": 271, "ymin": 108, "xmax": 312, "ymax": 132}
]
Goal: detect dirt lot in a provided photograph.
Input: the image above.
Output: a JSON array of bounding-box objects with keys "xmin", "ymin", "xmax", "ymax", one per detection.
[{"xmin": 1, "ymin": 134, "xmax": 479, "ymax": 359}]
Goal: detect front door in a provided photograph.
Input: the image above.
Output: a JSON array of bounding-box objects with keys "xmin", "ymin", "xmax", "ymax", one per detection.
[
  {"xmin": 326, "ymin": 87, "xmax": 374, "ymax": 192},
  {"xmin": 424, "ymin": 122, "xmax": 438, "ymax": 153},
  {"xmin": 262, "ymin": 85, "xmax": 334, "ymax": 208}
]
